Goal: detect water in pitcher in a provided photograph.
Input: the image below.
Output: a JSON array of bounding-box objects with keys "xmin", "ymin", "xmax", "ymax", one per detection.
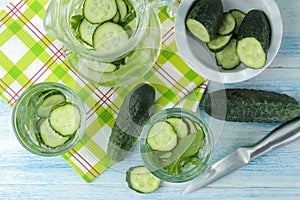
[{"xmin": 44, "ymin": 0, "xmax": 163, "ymax": 86}]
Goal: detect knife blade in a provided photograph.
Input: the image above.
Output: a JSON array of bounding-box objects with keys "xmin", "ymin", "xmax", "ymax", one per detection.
[{"xmin": 184, "ymin": 117, "xmax": 300, "ymax": 194}]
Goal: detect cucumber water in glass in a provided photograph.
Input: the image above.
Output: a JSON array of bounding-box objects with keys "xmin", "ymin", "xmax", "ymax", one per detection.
[
  {"xmin": 12, "ymin": 82, "xmax": 86, "ymax": 156},
  {"xmin": 140, "ymin": 108, "xmax": 213, "ymax": 183}
]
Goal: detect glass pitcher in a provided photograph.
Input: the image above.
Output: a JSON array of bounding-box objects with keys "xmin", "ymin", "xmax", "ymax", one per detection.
[{"xmin": 43, "ymin": 0, "xmax": 179, "ymax": 87}]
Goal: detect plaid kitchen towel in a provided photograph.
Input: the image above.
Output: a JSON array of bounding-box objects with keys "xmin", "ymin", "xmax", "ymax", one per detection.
[{"xmin": 0, "ymin": 0, "xmax": 207, "ymax": 182}]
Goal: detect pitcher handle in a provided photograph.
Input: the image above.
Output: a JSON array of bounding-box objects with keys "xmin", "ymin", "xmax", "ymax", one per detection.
[{"xmin": 149, "ymin": 0, "xmax": 180, "ymax": 17}]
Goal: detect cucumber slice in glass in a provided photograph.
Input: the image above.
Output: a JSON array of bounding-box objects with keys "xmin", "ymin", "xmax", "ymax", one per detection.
[
  {"xmin": 36, "ymin": 90, "xmax": 66, "ymax": 118},
  {"xmin": 49, "ymin": 103, "xmax": 81, "ymax": 136},
  {"xmin": 116, "ymin": 0, "xmax": 128, "ymax": 21},
  {"xmin": 146, "ymin": 121, "xmax": 177, "ymax": 151},
  {"xmin": 39, "ymin": 119, "xmax": 70, "ymax": 148},
  {"xmin": 166, "ymin": 117, "xmax": 188, "ymax": 138}
]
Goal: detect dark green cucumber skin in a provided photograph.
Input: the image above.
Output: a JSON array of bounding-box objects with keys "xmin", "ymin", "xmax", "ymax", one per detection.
[
  {"xmin": 186, "ymin": 0, "xmax": 223, "ymax": 40},
  {"xmin": 237, "ymin": 10, "xmax": 271, "ymax": 51},
  {"xmin": 107, "ymin": 84, "xmax": 155, "ymax": 162},
  {"xmin": 203, "ymin": 89, "xmax": 300, "ymax": 123}
]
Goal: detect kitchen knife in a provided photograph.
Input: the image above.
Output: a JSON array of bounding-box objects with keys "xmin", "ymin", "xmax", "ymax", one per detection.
[{"xmin": 184, "ymin": 117, "xmax": 300, "ymax": 194}]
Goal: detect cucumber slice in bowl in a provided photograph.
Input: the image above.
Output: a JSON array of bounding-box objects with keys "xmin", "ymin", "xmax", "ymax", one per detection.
[
  {"xmin": 236, "ymin": 10, "xmax": 270, "ymax": 69},
  {"xmin": 186, "ymin": 19, "xmax": 210, "ymax": 43},
  {"xmin": 218, "ymin": 12, "xmax": 236, "ymax": 36},
  {"xmin": 237, "ymin": 10, "xmax": 271, "ymax": 52},
  {"xmin": 207, "ymin": 34, "xmax": 232, "ymax": 53},
  {"xmin": 237, "ymin": 37, "xmax": 266, "ymax": 69},
  {"xmin": 49, "ymin": 103, "xmax": 81, "ymax": 136},
  {"xmin": 229, "ymin": 9, "xmax": 246, "ymax": 34},
  {"xmin": 216, "ymin": 38, "xmax": 240, "ymax": 70},
  {"xmin": 83, "ymin": 0, "xmax": 117, "ymax": 24}
]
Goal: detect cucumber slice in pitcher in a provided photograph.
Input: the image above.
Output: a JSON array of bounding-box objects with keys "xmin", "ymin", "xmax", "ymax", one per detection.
[
  {"xmin": 86, "ymin": 61, "xmax": 118, "ymax": 73},
  {"xmin": 116, "ymin": 0, "xmax": 128, "ymax": 21},
  {"xmin": 83, "ymin": 0, "xmax": 117, "ymax": 24},
  {"xmin": 79, "ymin": 19, "xmax": 98, "ymax": 46},
  {"xmin": 93, "ymin": 22, "xmax": 129, "ymax": 53},
  {"xmin": 33, "ymin": 89, "xmax": 58, "ymax": 108},
  {"xmin": 70, "ymin": 15, "xmax": 84, "ymax": 31},
  {"xmin": 112, "ymin": 12, "xmax": 120, "ymax": 23}
]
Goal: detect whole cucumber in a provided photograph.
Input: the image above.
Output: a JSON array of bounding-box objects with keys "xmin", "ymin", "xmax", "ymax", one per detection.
[
  {"xmin": 107, "ymin": 83, "xmax": 155, "ymax": 162},
  {"xmin": 203, "ymin": 89, "xmax": 300, "ymax": 123}
]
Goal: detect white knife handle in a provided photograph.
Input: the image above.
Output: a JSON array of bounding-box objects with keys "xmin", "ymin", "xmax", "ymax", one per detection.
[{"xmin": 247, "ymin": 117, "xmax": 300, "ymax": 160}]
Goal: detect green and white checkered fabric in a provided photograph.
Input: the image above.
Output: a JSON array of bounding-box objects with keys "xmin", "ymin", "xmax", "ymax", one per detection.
[{"xmin": 0, "ymin": 0, "xmax": 207, "ymax": 183}]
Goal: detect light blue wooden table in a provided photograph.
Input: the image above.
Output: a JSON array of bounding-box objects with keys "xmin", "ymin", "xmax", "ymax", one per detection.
[{"xmin": 0, "ymin": 0, "xmax": 299, "ymax": 199}]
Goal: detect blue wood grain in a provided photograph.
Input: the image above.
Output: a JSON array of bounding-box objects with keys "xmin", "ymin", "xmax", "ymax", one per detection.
[{"xmin": 0, "ymin": 0, "xmax": 300, "ymax": 199}]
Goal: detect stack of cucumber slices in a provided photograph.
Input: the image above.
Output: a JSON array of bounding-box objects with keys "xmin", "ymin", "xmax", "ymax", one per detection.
[
  {"xmin": 32, "ymin": 89, "xmax": 81, "ymax": 148},
  {"xmin": 186, "ymin": 0, "xmax": 271, "ymax": 70}
]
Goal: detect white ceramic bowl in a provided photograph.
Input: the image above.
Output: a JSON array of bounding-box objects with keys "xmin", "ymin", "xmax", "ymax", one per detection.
[{"xmin": 175, "ymin": 0, "xmax": 283, "ymax": 83}]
